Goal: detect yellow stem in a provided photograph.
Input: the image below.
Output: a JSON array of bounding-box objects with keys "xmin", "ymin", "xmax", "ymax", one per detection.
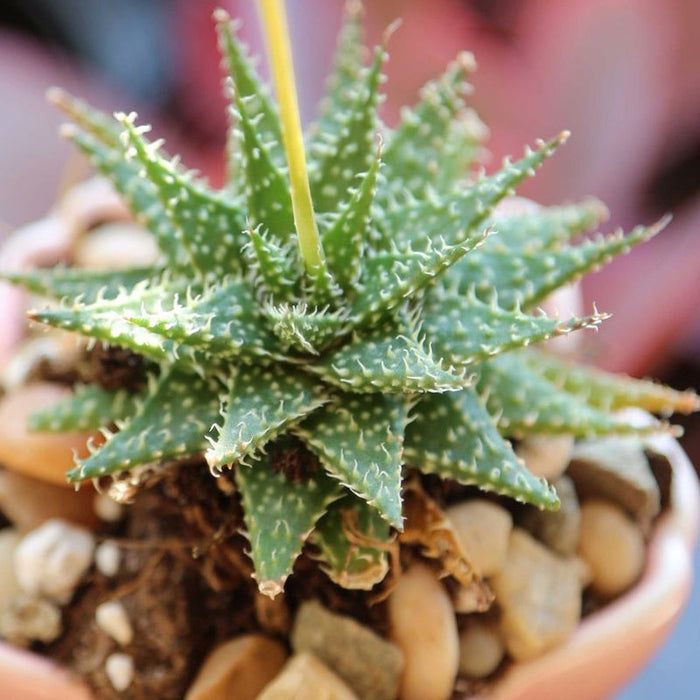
[{"xmin": 256, "ymin": 0, "xmax": 323, "ymax": 273}]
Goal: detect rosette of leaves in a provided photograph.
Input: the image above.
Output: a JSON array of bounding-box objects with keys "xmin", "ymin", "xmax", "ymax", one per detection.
[{"xmin": 6, "ymin": 4, "xmax": 697, "ymax": 597}]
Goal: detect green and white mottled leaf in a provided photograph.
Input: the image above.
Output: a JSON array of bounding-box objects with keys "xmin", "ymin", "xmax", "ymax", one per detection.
[
  {"xmin": 405, "ymin": 389, "xmax": 558, "ymax": 509},
  {"xmin": 67, "ymin": 367, "xmax": 224, "ymax": 481},
  {"xmin": 1, "ymin": 266, "xmax": 157, "ymax": 304},
  {"xmin": 313, "ymin": 493, "xmax": 391, "ymax": 590},
  {"xmin": 312, "ymin": 327, "xmax": 467, "ymax": 393},
  {"xmin": 117, "ymin": 113, "xmax": 246, "ymax": 280},
  {"xmin": 524, "ymin": 351, "xmax": 700, "ymax": 415},
  {"xmin": 236, "ymin": 455, "xmax": 343, "ymax": 597},
  {"xmin": 244, "ymin": 227, "xmax": 300, "ymax": 303},
  {"xmin": 475, "ymin": 353, "xmax": 663, "ymax": 438},
  {"xmin": 206, "ymin": 365, "xmax": 329, "ymax": 469},
  {"xmin": 321, "ymin": 147, "xmax": 381, "ymax": 291},
  {"xmin": 422, "ymin": 289, "xmax": 604, "ymax": 368},
  {"xmin": 309, "ymin": 40, "xmax": 386, "ymax": 212},
  {"xmin": 296, "ymin": 393, "xmax": 410, "ymax": 527},
  {"xmin": 29, "ymin": 384, "xmax": 139, "ymax": 433},
  {"xmin": 382, "ymin": 51, "xmax": 483, "ymax": 198}
]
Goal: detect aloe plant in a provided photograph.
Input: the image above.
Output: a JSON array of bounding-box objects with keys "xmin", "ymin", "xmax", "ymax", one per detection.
[{"xmin": 7, "ymin": 1, "xmax": 697, "ymax": 598}]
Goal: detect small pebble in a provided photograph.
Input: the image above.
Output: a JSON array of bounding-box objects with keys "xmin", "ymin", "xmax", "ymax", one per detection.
[
  {"xmin": 0, "ymin": 594, "xmax": 62, "ymax": 645},
  {"xmin": 491, "ymin": 529, "xmax": 582, "ymax": 661},
  {"xmin": 105, "ymin": 652, "xmax": 134, "ymax": 692},
  {"xmin": 95, "ymin": 541, "xmax": 122, "ymax": 577},
  {"xmin": 516, "ymin": 434, "xmax": 574, "ymax": 481},
  {"xmin": 578, "ymin": 499, "xmax": 646, "ymax": 597},
  {"xmin": 458, "ymin": 618, "xmax": 505, "ymax": 679},
  {"xmin": 93, "ymin": 493, "xmax": 125, "ymax": 523},
  {"xmin": 446, "ymin": 499, "xmax": 512, "ymax": 577},
  {"xmin": 14, "ymin": 518, "xmax": 95, "ymax": 603},
  {"xmin": 73, "ymin": 221, "xmax": 161, "ymax": 270},
  {"xmin": 0, "ymin": 528, "xmax": 22, "ymax": 611},
  {"xmin": 388, "ymin": 562, "xmax": 458, "ymax": 700},
  {"xmin": 521, "ymin": 475, "xmax": 581, "ymax": 556},
  {"xmin": 185, "ymin": 634, "xmax": 288, "ymax": 700},
  {"xmin": 0, "ymin": 469, "xmax": 99, "ymax": 531},
  {"xmin": 95, "ymin": 600, "xmax": 133, "ymax": 646},
  {"xmin": 257, "ymin": 652, "xmax": 358, "ymax": 700}
]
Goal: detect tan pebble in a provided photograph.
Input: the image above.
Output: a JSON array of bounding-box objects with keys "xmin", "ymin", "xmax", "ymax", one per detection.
[
  {"xmin": 388, "ymin": 563, "xmax": 458, "ymax": 700},
  {"xmin": 186, "ymin": 634, "xmax": 288, "ymax": 700},
  {"xmin": 446, "ymin": 499, "xmax": 512, "ymax": 577},
  {"xmin": 105, "ymin": 653, "xmax": 134, "ymax": 692},
  {"xmin": 0, "ymin": 469, "xmax": 99, "ymax": 531},
  {"xmin": 73, "ymin": 221, "xmax": 161, "ymax": 270},
  {"xmin": 0, "ymin": 382, "xmax": 102, "ymax": 485},
  {"xmin": 491, "ymin": 529, "xmax": 581, "ymax": 661},
  {"xmin": 95, "ymin": 541, "xmax": 122, "ymax": 577},
  {"xmin": 93, "ymin": 493, "xmax": 125, "ymax": 523},
  {"xmin": 458, "ymin": 618, "xmax": 505, "ymax": 679},
  {"xmin": 578, "ymin": 500, "xmax": 646, "ymax": 597},
  {"xmin": 14, "ymin": 518, "xmax": 95, "ymax": 603},
  {"xmin": 0, "ymin": 529, "xmax": 22, "ymax": 611},
  {"xmin": 257, "ymin": 652, "xmax": 358, "ymax": 700},
  {"xmin": 291, "ymin": 600, "xmax": 403, "ymax": 700},
  {"xmin": 0, "ymin": 593, "xmax": 62, "ymax": 645},
  {"xmin": 95, "ymin": 601, "xmax": 133, "ymax": 646},
  {"xmin": 516, "ymin": 434, "xmax": 574, "ymax": 480}
]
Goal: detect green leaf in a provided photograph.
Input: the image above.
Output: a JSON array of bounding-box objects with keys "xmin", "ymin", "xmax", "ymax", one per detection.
[
  {"xmin": 215, "ymin": 10, "xmax": 286, "ymax": 184},
  {"xmin": 29, "ymin": 384, "xmax": 139, "ymax": 433},
  {"xmin": 309, "ymin": 39, "xmax": 387, "ymax": 212},
  {"xmin": 296, "ymin": 393, "xmax": 410, "ymax": 527},
  {"xmin": 320, "ymin": 146, "xmax": 381, "ymax": 291},
  {"xmin": 382, "ymin": 133, "xmax": 569, "ymax": 252},
  {"xmin": 382, "ymin": 51, "xmax": 484, "ymax": 199},
  {"xmin": 312, "ymin": 326, "xmax": 468, "ymax": 393},
  {"xmin": 313, "ymin": 493, "xmax": 391, "ymax": 590},
  {"xmin": 51, "ymin": 91, "xmax": 185, "ymax": 267},
  {"xmin": 117, "ymin": 112, "xmax": 246, "ymax": 280},
  {"xmin": 1, "ymin": 266, "xmax": 156, "ymax": 304},
  {"xmin": 421, "ymin": 289, "xmax": 604, "ymax": 368},
  {"xmin": 523, "ymin": 351, "xmax": 700, "ymax": 416},
  {"xmin": 405, "ymin": 389, "xmax": 558, "ymax": 509},
  {"xmin": 244, "ymin": 227, "xmax": 300, "ymax": 303},
  {"xmin": 205, "ymin": 365, "xmax": 329, "ymax": 469},
  {"xmin": 475, "ymin": 353, "xmax": 663, "ymax": 438},
  {"xmin": 236, "ymin": 454, "xmax": 343, "ymax": 597},
  {"xmin": 263, "ymin": 302, "xmax": 349, "ymax": 355},
  {"xmin": 454, "ymin": 219, "xmax": 666, "ymax": 310},
  {"xmin": 67, "ymin": 367, "xmax": 224, "ymax": 481},
  {"xmin": 127, "ymin": 278, "xmax": 283, "ymax": 361}
]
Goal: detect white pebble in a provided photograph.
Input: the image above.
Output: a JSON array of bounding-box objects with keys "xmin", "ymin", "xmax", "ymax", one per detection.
[
  {"xmin": 95, "ymin": 541, "xmax": 122, "ymax": 577},
  {"xmin": 446, "ymin": 499, "xmax": 512, "ymax": 577},
  {"xmin": 388, "ymin": 563, "xmax": 458, "ymax": 700},
  {"xmin": 516, "ymin": 434, "xmax": 574, "ymax": 480},
  {"xmin": 0, "ymin": 528, "xmax": 21, "ymax": 612},
  {"xmin": 105, "ymin": 652, "xmax": 134, "ymax": 692},
  {"xmin": 14, "ymin": 518, "xmax": 95, "ymax": 603},
  {"xmin": 458, "ymin": 619, "xmax": 505, "ymax": 679},
  {"xmin": 96, "ymin": 600, "xmax": 133, "ymax": 646},
  {"xmin": 93, "ymin": 493, "xmax": 125, "ymax": 522},
  {"xmin": 578, "ymin": 500, "xmax": 646, "ymax": 597}
]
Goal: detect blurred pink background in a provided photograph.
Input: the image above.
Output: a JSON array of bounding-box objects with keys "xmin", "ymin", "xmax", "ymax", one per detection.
[{"xmin": 0, "ymin": 2, "xmax": 698, "ymax": 697}]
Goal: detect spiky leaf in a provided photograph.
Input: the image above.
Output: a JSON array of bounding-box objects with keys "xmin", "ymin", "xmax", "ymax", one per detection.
[
  {"xmin": 236, "ymin": 454, "xmax": 343, "ymax": 597},
  {"xmin": 296, "ymin": 393, "xmax": 409, "ymax": 527},
  {"xmin": 405, "ymin": 389, "xmax": 558, "ymax": 508}
]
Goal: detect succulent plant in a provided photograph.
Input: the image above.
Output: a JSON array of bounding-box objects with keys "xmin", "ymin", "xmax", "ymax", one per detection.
[{"xmin": 5, "ymin": 2, "xmax": 697, "ymax": 598}]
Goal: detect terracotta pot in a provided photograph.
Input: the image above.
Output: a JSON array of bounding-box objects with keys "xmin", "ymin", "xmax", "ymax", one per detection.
[{"xmin": 0, "ymin": 432, "xmax": 696, "ymax": 700}]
